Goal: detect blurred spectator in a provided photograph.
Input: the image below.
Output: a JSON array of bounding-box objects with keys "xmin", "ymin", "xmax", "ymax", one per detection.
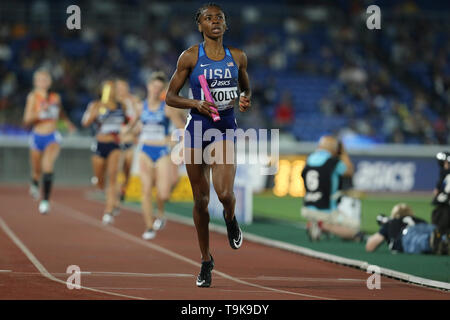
[
  {"xmin": 274, "ymin": 91, "xmax": 294, "ymax": 128},
  {"xmin": 0, "ymin": 0, "xmax": 448, "ymax": 144}
]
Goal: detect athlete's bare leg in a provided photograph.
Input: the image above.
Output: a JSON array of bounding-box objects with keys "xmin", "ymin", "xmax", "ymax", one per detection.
[
  {"xmin": 139, "ymin": 152, "xmax": 156, "ymax": 230},
  {"xmin": 169, "ymin": 160, "xmax": 180, "ymax": 192},
  {"xmin": 105, "ymin": 149, "xmax": 121, "ymax": 214},
  {"xmin": 185, "ymin": 147, "xmax": 211, "ymax": 262},
  {"xmin": 118, "ymin": 148, "xmax": 134, "ymax": 197},
  {"xmin": 30, "ymin": 149, "xmax": 42, "ymax": 184},
  {"xmin": 210, "ymin": 140, "xmax": 236, "ymax": 222},
  {"xmin": 41, "ymin": 143, "xmax": 60, "ymax": 173},
  {"xmin": 92, "ymin": 155, "xmax": 106, "ymax": 190},
  {"xmin": 40, "ymin": 143, "xmax": 60, "ymax": 201},
  {"xmin": 155, "ymin": 155, "xmax": 171, "ymax": 218}
]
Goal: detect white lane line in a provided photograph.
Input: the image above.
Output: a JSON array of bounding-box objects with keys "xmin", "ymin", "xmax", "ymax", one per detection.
[
  {"xmin": 0, "ymin": 270, "xmax": 12, "ymax": 273},
  {"xmin": 219, "ymin": 289, "xmax": 277, "ymax": 293},
  {"xmin": 0, "ymin": 216, "xmax": 145, "ymax": 300},
  {"xmin": 81, "ymin": 272, "xmax": 193, "ymax": 278},
  {"xmin": 241, "ymin": 276, "xmax": 366, "ymax": 283},
  {"xmin": 0, "ymin": 271, "xmax": 193, "ymax": 278},
  {"xmin": 54, "ymin": 201, "xmax": 334, "ymax": 300},
  {"xmin": 90, "ymin": 287, "xmax": 156, "ymax": 290}
]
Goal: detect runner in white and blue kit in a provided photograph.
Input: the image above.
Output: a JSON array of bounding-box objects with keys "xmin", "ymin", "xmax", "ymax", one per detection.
[
  {"xmin": 166, "ymin": 3, "xmax": 252, "ymax": 288},
  {"xmin": 126, "ymin": 72, "xmax": 186, "ymax": 241}
]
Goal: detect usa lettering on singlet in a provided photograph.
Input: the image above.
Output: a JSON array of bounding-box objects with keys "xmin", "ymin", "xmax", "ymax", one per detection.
[
  {"xmin": 36, "ymin": 92, "xmax": 60, "ymax": 120},
  {"xmin": 96, "ymin": 105, "xmax": 126, "ymax": 135},
  {"xmin": 188, "ymin": 43, "xmax": 239, "ymax": 111},
  {"xmin": 301, "ymin": 157, "xmax": 340, "ymax": 210},
  {"xmin": 139, "ymin": 101, "xmax": 169, "ymax": 142}
]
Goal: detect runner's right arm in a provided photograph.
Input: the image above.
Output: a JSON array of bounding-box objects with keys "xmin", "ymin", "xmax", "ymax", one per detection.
[
  {"xmin": 165, "ymin": 48, "xmax": 218, "ymax": 117},
  {"xmin": 82, "ymin": 101, "xmax": 100, "ymax": 127},
  {"xmin": 23, "ymin": 93, "xmax": 38, "ymax": 127}
]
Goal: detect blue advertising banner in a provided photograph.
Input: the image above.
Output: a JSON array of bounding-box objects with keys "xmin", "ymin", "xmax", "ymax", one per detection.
[{"xmin": 352, "ymin": 156, "xmax": 439, "ymax": 192}]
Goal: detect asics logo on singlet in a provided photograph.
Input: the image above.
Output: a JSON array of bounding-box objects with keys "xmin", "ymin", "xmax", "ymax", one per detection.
[{"xmin": 210, "ymin": 79, "xmax": 231, "ymax": 88}]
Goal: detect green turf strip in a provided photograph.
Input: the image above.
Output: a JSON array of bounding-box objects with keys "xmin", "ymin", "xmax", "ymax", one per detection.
[{"xmin": 121, "ymin": 193, "xmax": 449, "ymax": 284}]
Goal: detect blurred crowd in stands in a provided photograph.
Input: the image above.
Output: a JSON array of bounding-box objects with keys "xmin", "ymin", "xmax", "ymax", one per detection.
[{"xmin": 0, "ymin": 0, "xmax": 448, "ymax": 145}]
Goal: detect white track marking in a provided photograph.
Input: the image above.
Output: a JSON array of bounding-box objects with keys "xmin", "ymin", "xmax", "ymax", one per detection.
[
  {"xmin": 80, "ymin": 272, "xmax": 194, "ymax": 278},
  {"xmin": 2, "ymin": 271, "xmax": 193, "ymax": 278},
  {"xmin": 53, "ymin": 201, "xmax": 335, "ymax": 300},
  {"xmin": 90, "ymin": 287, "xmax": 156, "ymax": 290},
  {"xmin": 0, "ymin": 216, "xmax": 146, "ymax": 300},
  {"xmin": 0, "ymin": 270, "xmax": 12, "ymax": 273},
  {"xmin": 245, "ymin": 276, "xmax": 367, "ymax": 282},
  {"xmin": 219, "ymin": 289, "xmax": 280, "ymax": 293}
]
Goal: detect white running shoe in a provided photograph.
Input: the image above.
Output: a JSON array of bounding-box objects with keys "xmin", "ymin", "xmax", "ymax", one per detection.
[
  {"xmin": 102, "ymin": 213, "xmax": 114, "ymax": 225},
  {"xmin": 29, "ymin": 184, "xmax": 40, "ymax": 200},
  {"xmin": 38, "ymin": 200, "xmax": 50, "ymax": 215},
  {"xmin": 142, "ymin": 229, "xmax": 156, "ymax": 240},
  {"xmin": 90, "ymin": 176, "xmax": 98, "ymax": 186},
  {"xmin": 153, "ymin": 217, "xmax": 166, "ymax": 231}
]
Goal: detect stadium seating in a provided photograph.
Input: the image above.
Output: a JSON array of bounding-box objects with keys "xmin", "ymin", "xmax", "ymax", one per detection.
[{"xmin": 0, "ymin": 0, "xmax": 448, "ymax": 145}]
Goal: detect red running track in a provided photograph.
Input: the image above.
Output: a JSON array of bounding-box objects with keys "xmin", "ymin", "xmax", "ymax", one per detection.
[{"xmin": 0, "ymin": 186, "xmax": 448, "ymax": 300}]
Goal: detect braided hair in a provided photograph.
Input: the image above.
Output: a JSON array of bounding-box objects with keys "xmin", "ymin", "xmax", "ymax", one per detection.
[{"xmin": 194, "ymin": 3, "xmax": 226, "ymax": 24}]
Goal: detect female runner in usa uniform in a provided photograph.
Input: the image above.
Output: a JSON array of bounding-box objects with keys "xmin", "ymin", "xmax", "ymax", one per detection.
[
  {"xmin": 166, "ymin": 3, "xmax": 251, "ymax": 287},
  {"xmin": 23, "ymin": 69, "xmax": 76, "ymax": 214}
]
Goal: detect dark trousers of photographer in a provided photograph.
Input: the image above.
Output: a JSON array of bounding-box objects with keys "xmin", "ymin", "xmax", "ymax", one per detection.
[{"xmin": 432, "ymin": 205, "xmax": 450, "ymax": 235}]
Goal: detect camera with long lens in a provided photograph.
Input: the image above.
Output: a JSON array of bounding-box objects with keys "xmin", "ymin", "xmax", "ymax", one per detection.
[{"xmin": 376, "ymin": 213, "xmax": 389, "ymax": 226}]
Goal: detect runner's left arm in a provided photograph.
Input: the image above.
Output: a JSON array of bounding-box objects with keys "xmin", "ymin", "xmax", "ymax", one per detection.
[{"xmin": 236, "ymin": 50, "xmax": 251, "ymax": 113}]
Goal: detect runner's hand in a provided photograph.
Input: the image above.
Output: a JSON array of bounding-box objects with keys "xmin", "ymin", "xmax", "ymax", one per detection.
[
  {"xmin": 239, "ymin": 95, "xmax": 251, "ymax": 112},
  {"xmin": 195, "ymin": 100, "xmax": 219, "ymax": 118}
]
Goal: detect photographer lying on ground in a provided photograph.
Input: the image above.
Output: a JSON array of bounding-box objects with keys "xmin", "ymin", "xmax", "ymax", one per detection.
[{"xmin": 365, "ymin": 203, "xmax": 448, "ymax": 255}]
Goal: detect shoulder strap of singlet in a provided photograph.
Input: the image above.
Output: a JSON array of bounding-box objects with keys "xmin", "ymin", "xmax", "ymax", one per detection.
[
  {"xmin": 198, "ymin": 43, "xmax": 205, "ymax": 58},
  {"xmin": 159, "ymin": 101, "xmax": 165, "ymax": 112},
  {"xmin": 224, "ymin": 46, "xmax": 232, "ymax": 57}
]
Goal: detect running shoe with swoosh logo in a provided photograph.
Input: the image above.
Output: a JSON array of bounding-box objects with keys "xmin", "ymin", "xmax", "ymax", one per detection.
[
  {"xmin": 223, "ymin": 210, "xmax": 243, "ymax": 250},
  {"xmin": 196, "ymin": 255, "xmax": 214, "ymax": 287}
]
